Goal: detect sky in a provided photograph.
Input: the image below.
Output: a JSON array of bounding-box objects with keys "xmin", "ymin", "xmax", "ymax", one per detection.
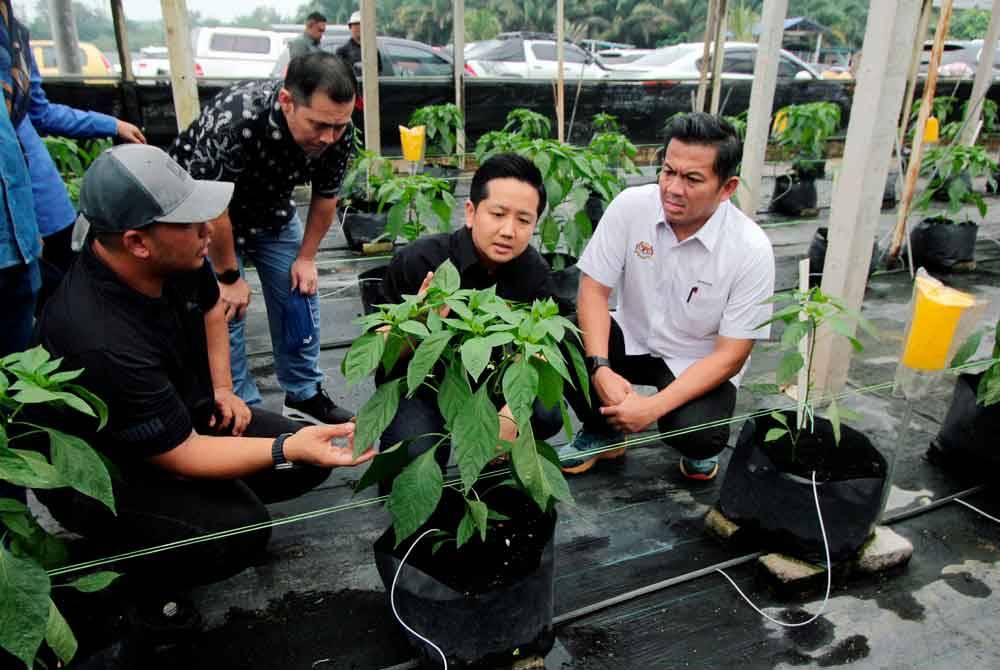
[{"xmin": 18, "ymin": 0, "xmax": 307, "ymax": 23}]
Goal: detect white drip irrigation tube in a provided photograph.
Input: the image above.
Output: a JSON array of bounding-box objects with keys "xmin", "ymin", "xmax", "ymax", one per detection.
[
  {"xmin": 390, "ymin": 528, "xmax": 448, "ymax": 670},
  {"xmin": 716, "ymin": 470, "xmax": 832, "ymax": 627}
]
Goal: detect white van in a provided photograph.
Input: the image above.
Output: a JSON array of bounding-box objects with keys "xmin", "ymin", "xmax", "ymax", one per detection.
[{"xmin": 191, "ymin": 27, "xmax": 297, "ymax": 78}]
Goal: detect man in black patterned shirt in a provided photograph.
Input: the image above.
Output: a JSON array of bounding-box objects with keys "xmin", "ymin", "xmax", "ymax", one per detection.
[{"xmin": 170, "ymin": 52, "xmax": 356, "ymax": 424}]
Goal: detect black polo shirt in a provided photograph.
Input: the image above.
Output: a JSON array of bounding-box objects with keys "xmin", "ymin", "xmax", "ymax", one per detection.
[
  {"xmin": 382, "ymin": 227, "xmax": 555, "ymax": 305},
  {"xmin": 168, "ymin": 79, "xmax": 354, "ymax": 234},
  {"xmin": 35, "ymin": 244, "xmax": 219, "ymax": 462}
]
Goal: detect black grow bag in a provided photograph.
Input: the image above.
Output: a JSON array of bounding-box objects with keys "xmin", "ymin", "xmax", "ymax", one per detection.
[
  {"xmin": 341, "ymin": 200, "xmax": 388, "ymax": 252},
  {"xmin": 359, "ymin": 264, "xmax": 389, "ymax": 315},
  {"xmin": 807, "ymin": 226, "xmax": 880, "ymax": 288},
  {"xmin": 771, "ymin": 174, "xmax": 818, "ymax": 217},
  {"xmin": 909, "ymin": 217, "xmax": 978, "ymax": 271},
  {"xmin": 541, "ymin": 252, "xmax": 580, "ymax": 315},
  {"xmin": 375, "ymin": 488, "xmax": 556, "ymax": 669},
  {"xmin": 719, "ymin": 413, "xmax": 888, "ymax": 563},
  {"xmin": 932, "ymin": 373, "xmax": 1000, "ymax": 478}
]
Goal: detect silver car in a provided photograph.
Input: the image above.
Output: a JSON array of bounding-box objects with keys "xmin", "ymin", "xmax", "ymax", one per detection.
[{"xmin": 606, "ymin": 42, "xmax": 819, "ymax": 81}]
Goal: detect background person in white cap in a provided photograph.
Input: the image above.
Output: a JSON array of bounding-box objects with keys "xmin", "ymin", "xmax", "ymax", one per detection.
[
  {"xmin": 336, "ymin": 9, "xmax": 383, "ymax": 74},
  {"xmin": 33, "ymin": 144, "xmax": 374, "ymax": 654},
  {"xmin": 170, "ymin": 52, "xmax": 358, "ymax": 425}
]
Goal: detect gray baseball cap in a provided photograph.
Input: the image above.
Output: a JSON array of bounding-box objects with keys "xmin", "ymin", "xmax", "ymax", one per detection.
[{"xmin": 79, "ymin": 144, "xmax": 234, "ymax": 234}]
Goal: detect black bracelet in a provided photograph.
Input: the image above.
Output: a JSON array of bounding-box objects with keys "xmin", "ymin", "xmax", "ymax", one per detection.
[{"xmin": 272, "ymin": 433, "xmax": 294, "ymax": 471}]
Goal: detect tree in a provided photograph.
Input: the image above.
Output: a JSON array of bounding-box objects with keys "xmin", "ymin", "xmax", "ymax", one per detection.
[
  {"xmin": 728, "ymin": 1, "xmax": 760, "ymax": 43},
  {"xmin": 466, "ymin": 9, "xmax": 502, "ymax": 42},
  {"xmin": 949, "ymin": 8, "xmax": 991, "ymax": 41}
]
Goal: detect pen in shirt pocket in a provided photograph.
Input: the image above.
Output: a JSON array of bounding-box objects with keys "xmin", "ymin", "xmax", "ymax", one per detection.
[{"xmin": 686, "ymin": 286, "xmax": 698, "ymax": 303}]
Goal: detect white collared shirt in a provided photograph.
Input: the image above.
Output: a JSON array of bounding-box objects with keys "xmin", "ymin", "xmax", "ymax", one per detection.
[{"xmin": 577, "ymin": 183, "xmax": 775, "ymax": 387}]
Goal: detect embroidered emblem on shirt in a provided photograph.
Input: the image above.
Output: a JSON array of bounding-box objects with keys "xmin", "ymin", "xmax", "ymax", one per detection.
[{"xmin": 634, "ymin": 241, "xmax": 654, "ymax": 259}]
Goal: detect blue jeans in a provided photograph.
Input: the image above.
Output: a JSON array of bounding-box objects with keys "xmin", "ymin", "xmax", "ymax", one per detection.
[
  {"xmin": 0, "ymin": 259, "xmax": 40, "ymax": 357},
  {"xmin": 229, "ymin": 215, "xmax": 323, "ymax": 404}
]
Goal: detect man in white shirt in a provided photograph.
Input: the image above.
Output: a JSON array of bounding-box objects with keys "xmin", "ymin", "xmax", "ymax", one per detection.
[{"xmin": 560, "ymin": 113, "xmax": 775, "ymax": 481}]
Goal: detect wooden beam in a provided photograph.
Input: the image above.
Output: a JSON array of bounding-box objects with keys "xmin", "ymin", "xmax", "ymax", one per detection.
[
  {"xmin": 887, "ymin": 0, "xmax": 954, "ymax": 264},
  {"xmin": 709, "ymin": 0, "xmax": 728, "ymax": 116},
  {"xmin": 453, "ymin": 0, "xmax": 465, "ymax": 168},
  {"xmin": 47, "ymin": 0, "xmax": 82, "ymax": 74},
  {"xmin": 737, "ymin": 0, "xmax": 788, "ymax": 218},
  {"xmin": 959, "ymin": 0, "xmax": 1000, "ymax": 146},
  {"xmin": 898, "ymin": 0, "xmax": 933, "ymax": 148},
  {"xmin": 160, "ymin": 0, "xmax": 200, "ymax": 131},
  {"xmin": 810, "ymin": 0, "xmax": 923, "ymax": 397},
  {"xmin": 556, "ymin": 0, "xmax": 565, "ymax": 143},
  {"xmin": 695, "ymin": 0, "xmax": 719, "ymax": 113},
  {"xmin": 360, "ymin": 0, "xmax": 381, "ymax": 154},
  {"xmin": 109, "ymin": 0, "xmax": 134, "ymax": 83}
]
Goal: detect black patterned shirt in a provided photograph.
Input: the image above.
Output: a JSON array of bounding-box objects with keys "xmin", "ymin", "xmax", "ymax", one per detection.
[{"xmin": 168, "ymin": 79, "xmax": 354, "ymax": 233}]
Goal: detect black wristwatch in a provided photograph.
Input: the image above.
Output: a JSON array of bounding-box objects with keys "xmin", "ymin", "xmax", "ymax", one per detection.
[
  {"xmin": 216, "ymin": 268, "xmax": 241, "ymax": 285},
  {"xmin": 272, "ymin": 433, "xmax": 295, "ymax": 471},
  {"xmin": 585, "ymin": 355, "xmax": 611, "ymax": 375}
]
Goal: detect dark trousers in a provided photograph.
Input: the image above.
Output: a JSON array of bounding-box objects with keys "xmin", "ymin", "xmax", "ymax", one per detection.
[
  {"xmin": 379, "ymin": 384, "xmax": 564, "ymax": 466},
  {"xmin": 35, "ymin": 225, "xmax": 77, "ymax": 317},
  {"xmin": 36, "ymin": 408, "xmax": 329, "ymax": 596},
  {"xmin": 564, "ymin": 318, "xmax": 738, "ymax": 460}
]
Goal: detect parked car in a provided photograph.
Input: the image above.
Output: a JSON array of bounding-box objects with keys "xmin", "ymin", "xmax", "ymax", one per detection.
[
  {"xmin": 465, "ymin": 32, "xmax": 610, "ymax": 79},
  {"xmin": 606, "ymin": 42, "xmax": 819, "ymax": 81},
  {"xmin": 271, "ymin": 35, "xmax": 453, "ymax": 78},
  {"xmin": 132, "ymin": 45, "xmax": 190, "ymax": 77},
  {"xmin": 193, "ymin": 27, "xmax": 297, "ymax": 78},
  {"xmin": 30, "ymin": 40, "xmax": 112, "ymax": 77},
  {"xmin": 917, "ymin": 39, "xmax": 1000, "ymax": 78},
  {"xmin": 597, "ymin": 48, "xmax": 654, "ymax": 66}
]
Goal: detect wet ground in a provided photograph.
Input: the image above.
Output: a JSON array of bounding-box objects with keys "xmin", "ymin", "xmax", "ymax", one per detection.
[{"xmin": 48, "ymin": 166, "xmax": 1000, "ymax": 669}]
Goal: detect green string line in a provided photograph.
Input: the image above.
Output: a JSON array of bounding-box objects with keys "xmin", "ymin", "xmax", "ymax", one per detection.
[{"xmin": 44, "ymin": 364, "xmax": 985, "ymax": 579}]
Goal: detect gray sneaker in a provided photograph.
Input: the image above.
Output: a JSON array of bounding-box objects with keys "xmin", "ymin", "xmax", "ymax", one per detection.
[{"xmin": 557, "ymin": 430, "xmax": 627, "ymax": 475}]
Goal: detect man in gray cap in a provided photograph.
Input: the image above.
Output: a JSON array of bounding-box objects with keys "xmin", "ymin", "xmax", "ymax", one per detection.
[{"xmin": 34, "ymin": 145, "xmax": 374, "ymax": 644}]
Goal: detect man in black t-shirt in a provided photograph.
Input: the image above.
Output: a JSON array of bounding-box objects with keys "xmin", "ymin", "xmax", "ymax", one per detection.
[
  {"xmin": 335, "ymin": 10, "xmax": 383, "ymax": 74},
  {"xmin": 35, "ymin": 145, "xmax": 374, "ymax": 619},
  {"xmin": 169, "ymin": 52, "xmax": 357, "ymax": 426},
  {"xmin": 378, "ymin": 153, "xmax": 562, "ymax": 464}
]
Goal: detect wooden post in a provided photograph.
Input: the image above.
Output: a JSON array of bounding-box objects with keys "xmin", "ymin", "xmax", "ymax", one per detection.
[
  {"xmin": 47, "ymin": 0, "xmax": 82, "ymax": 74},
  {"xmin": 695, "ymin": 0, "xmax": 719, "ymax": 113},
  {"xmin": 898, "ymin": 0, "xmax": 933, "ymax": 148},
  {"xmin": 709, "ymin": 0, "xmax": 728, "ymax": 116},
  {"xmin": 360, "ymin": 0, "xmax": 381, "ymax": 154},
  {"xmin": 737, "ymin": 0, "xmax": 788, "ymax": 218},
  {"xmin": 887, "ymin": 0, "xmax": 954, "ymax": 264},
  {"xmin": 453, "ymin": 0, "xmax": 465, "ymax": 169},
  {"xmin": 810, "ymin": 0, "xmax": 923, "ymax": 397},
  {"xmin": 109, "ymin": 0, "xmax": 134, "ymax": 83},
  {"xmin": 160, "ymin": 0, "xmax": 200, "ymax": 131},
  {"xmin": 959, "ymin": 0, "xmax": 1000, "ymax": 147},
  {"xmin": 556, "ymin": 0, "xmax": 565, "ymax": 143}
]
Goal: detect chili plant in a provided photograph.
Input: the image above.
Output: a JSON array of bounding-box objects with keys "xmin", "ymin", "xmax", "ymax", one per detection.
[
  {"xmin": 758, "ymin": 288, "xmax": 876, "ymax": 454},
  {"xmin": 42, "ymin": 137, "xmax": 112, "ymax": 207},
  {"xmin": 408, "ymin": 103, "xmax": 464, "ymax": 162},
  {"xmin": 916, "ymin": 144, "xmax": 997, "ymax": 222},
  {"xmin": 950, "ymin": 318, "xmax": 1000, "ymax": 407},
  {"xmin": 376, "ymin": 173, "xmax": 457, "ymax": 243},
  {"xmin": 342, "ymin": 260, "xmax": 586, "ymax": 547},
  {"xmin": 772, "ymin": 102, "xmax": 841, "ymax": 179},
  {"xmin": 502, "ymin": 108, "xmax": 551, "ymax": 140},
  {"xmin": 340, "ymin": 145, "xmax": 395, "ymax": 205},
  {"xmin": 0, "ymin": 347, "xmax": 119, "ymax": 668}
]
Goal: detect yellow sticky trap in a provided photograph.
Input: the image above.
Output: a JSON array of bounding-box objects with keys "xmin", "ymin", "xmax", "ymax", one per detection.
[
  {"xmin": 901, "ymin": 275, "xmax": 975, "ymax": 370},
  {"xmin": 399, "ymin": 125, "xmax": 426, "ymax": 161},
  {"xmin": 923, "ymin": 116, "xmax": 939, "ymax": 144},
  {"xmin": 772, "ymin": 110, "xmax": 788, "ymax": 136}
]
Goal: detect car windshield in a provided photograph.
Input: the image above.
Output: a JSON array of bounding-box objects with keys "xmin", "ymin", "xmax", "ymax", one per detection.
[{"xmin": 629, "ymin": 45, "xmax": 697, "ymax": 67}]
